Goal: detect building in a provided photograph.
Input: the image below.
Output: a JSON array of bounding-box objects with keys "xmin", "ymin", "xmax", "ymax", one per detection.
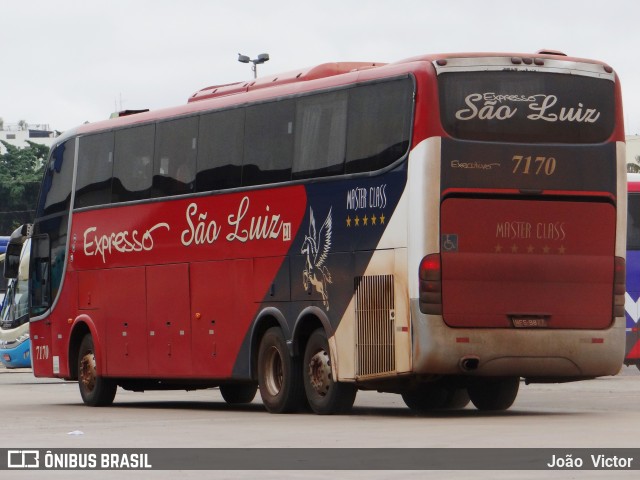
[{"xmin": 0, "ymin": 123, "xmax": 58, "ymax": 154}]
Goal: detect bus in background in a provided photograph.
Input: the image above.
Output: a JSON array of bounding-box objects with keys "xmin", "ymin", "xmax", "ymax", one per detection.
[
  {"xmin": 6, "ymin": 50, "xmax": 626, "ymax": 413},
  {"xmin": 0, "ymin": 238, "xmax": 31, "ymax": 368},
  {"xmin": 625, "ymin": 173, "xmax": 640, "ymax": 370},
  {"xmin": 0, "ymin": 236, "xmax": 9, "ymax": 308}
]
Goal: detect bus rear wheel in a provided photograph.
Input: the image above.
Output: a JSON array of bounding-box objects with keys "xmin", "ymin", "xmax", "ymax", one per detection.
[
  {"xmin": 402, "ymin": 383, "xmax": 470, "ymax": 411},
  {"xmin": 467, "ymin": 376, "xmax": 519, "ymax": 411},
  {"xmin": 303, "ymin": 329, "xmax": 357, "ymax": 415},
  {"xmin": 77, "ymin": 334, "xmax": 117, "ymax": 407},
  {"xmin": 257, "ymin": 327, "xmax": 304, "ymax": 413},
  {"xmin": 219, "ymin": 383, "xmax": 258, "ymax": 405}
]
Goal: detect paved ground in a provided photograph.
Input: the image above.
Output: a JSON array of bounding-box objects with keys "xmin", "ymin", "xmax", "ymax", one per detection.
[{"xmin": 0, "ymin": 364, "xmax": 638, "ymax": 479}]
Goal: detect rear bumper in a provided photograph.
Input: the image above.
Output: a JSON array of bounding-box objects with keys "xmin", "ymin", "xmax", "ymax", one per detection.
[{"xmin": 410, "ymin": 300, "xmax": 625, "ymax": 378}]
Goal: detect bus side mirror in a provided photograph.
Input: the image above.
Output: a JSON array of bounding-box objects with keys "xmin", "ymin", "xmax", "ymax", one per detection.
[{"xmin": 3, "ymin": 224, "xmax": 31, "ymax": 279}]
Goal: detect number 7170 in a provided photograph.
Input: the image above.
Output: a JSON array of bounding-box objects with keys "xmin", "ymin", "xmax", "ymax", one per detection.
[{"xmin": 511, "ymin": 155, "xmax": 557, "ymax": 175}]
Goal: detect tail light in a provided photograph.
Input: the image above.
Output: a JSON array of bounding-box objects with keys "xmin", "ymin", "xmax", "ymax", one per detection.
[
  {"xmin": 419, "ymin": 254, "xmax": 442, "ymax": 315},
  {"xmin": 613, "ymin": 256, "xmax": 625, "ymax": 318}
]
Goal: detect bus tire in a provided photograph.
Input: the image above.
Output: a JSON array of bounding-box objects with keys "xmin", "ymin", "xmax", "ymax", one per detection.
[
  {"xmin": 443, "ymin": 387, "xmax": 471, "ymax": 409},
  {"xmin": 257, "ymin": 327, "xmax": 304, "ymax": 413},
  {"xmin": 303, "ymin": 329, "xmax": 357, "ymax": 415},
  {"xmin": 402, "ymin": 380, "xmax": 469, "ymax": 411},
  {"xmin": 77, "ymin": 334, "xmax": 117, "ymax": 407},
  {"xmin": 219, "ymin": 383, "xmax": 258, "ymax": 405},
  {"xmin": 468, "ymin": 376, "xmax": 519, "ymax": 411},
  {"xmin": 402, "ymin": 383, "xmax": 448, "ymax": 411}
]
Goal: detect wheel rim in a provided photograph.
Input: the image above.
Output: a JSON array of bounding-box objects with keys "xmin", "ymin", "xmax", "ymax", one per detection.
[
  {"xmin": 79, "ymin": 351, "xmax": 97, "ymax": 393},
  {"xmin": 307, "ymin": 349, "xmax": 331, "ymax": 397},
  {"xmin": 264, "ymin": 346, "xmax": 284, "ymax": 396}
]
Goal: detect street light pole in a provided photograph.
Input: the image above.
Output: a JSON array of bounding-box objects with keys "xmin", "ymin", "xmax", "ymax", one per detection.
[{"xmin": 238, "ymin": 53, "xmax": 270, "ymax": 79}]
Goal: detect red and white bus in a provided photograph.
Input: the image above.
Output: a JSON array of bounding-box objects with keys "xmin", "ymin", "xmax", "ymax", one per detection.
[{"xmin": 7, "ymin": 50, "xmax": 626, "ymax": 414}]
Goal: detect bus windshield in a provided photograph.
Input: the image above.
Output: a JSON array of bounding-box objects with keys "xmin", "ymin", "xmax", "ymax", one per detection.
[{"xmin": 0, "ymin": 239, "xmax": 30, "ymax": 330}]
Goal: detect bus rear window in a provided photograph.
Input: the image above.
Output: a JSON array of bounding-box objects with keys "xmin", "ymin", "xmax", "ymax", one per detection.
[{"xmin": 438, "ymin": 71, "xmax": 615, "ymax": 143}]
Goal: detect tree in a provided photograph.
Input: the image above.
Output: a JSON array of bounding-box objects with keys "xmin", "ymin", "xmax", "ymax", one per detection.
[{"xmin": 0, "ymin": 140, "xmax": 48, "ymax": 232}]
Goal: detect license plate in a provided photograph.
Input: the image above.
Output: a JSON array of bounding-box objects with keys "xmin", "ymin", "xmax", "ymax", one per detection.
[{"xmin": 512, "ymin": 317, "xmax": 548, "ymax": 328}]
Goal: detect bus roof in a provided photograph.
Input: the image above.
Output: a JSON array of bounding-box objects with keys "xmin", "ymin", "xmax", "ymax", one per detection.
[
  {"xmin": 72, "ymin": 50, "xmax": 617, "ymax": 139},
  {"xmin": 188, "ymin": 62, "xmax": 384, "ymax": 103}
]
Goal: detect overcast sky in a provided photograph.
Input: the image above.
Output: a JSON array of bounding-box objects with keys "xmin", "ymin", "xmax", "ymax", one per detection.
[{"xmin": 1, "ymin": 0, "xmax": 639, "ymax": 135}]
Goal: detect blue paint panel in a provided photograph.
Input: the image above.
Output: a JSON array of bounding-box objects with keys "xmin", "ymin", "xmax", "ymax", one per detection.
[{"xmin": 0, "ymin": 339, "xmax": 31, "ymax": 369}]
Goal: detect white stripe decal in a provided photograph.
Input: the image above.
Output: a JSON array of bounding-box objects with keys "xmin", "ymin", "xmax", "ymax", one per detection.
[{"xmin": 626, "ymin": 292, "xmax": 640, "ymax": 323}]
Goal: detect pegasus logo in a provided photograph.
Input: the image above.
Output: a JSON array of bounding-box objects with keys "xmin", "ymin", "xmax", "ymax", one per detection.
[{"xmin": 302, "ymin": 207, "xmax": 333, "ymax": 310}]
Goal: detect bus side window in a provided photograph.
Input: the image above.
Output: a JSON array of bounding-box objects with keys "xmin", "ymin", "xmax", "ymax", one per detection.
[
  {"xmin": 75, "ymin": 132, "xmax": 114, "ymax": 208},
  {"xmin": 346, "ymin": 78, "xmax": 413, "ymax": 173},
  {"xmin": 196, "ymin": 109, "xmax": 244, "ymax": 192},
  {"xmin": 112, "ymin": 125, "xmax": 155, "ymax": 203},
  {"xmin": 153, "ymin": 117, "xmax": 198, "ymax": 197},
  {"xmin": 293, "ymin": 91, "xmax": 347, "ymax": 180},
  {"xmin": 243, "ymin": 99, "xmax": 294, "ymax": 186}
]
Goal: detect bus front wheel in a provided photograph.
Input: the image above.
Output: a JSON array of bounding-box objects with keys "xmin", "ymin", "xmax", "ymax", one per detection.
[
  {"xmin": 303, "ymin": 329, "xmax": 357, "ymax": 415},
  {"xmin": 257, "ymin": 327, "xmax": 304, "ymax": 413},
  {"xmin": 467, "ymin": 376, "xmax": 519, "ymax": 411},
  {"xmin": 77, "ymin": 334, "xmax": 117, "ymax": 407}
]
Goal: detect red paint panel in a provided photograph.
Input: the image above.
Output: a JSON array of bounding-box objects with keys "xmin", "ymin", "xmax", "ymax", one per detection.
[
  {"xmin": 78, "ymin": 270, "xmax": 105, "ymax": 310},
  {"xmin": 190, "ymin": 259, "xmax": 256, "ymax": 378},
  {"xmin": 70, "ymin": 187, "xmax": 307, "ymax": 271},
  {"xmin": 104, "ymin": 267, "xmax": 148, "ymax": 376},
  {"xmin": 147, "ymin": 264, "xmax": 192, "ymax": 377},
  {"xmin": 67, "ymin": 187, "xmax": 306, "ymax": 381},
  {"xmin": 440, "ymin": 198, "xmax": 616, "ymax": 329},
  {"xmin": 30, "ymin": 320, "xmax": 53, "ymax": 378},
  {"xmin": 253, "ymin": 256, "xmax": 290, "ymax": 302}
]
